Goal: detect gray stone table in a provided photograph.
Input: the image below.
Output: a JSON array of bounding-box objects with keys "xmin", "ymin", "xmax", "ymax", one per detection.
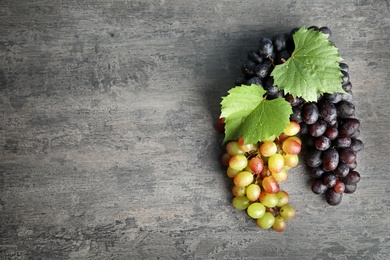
[{"xmin": 0, "ymin": 0, "xmax": 389, "ymax": 259}]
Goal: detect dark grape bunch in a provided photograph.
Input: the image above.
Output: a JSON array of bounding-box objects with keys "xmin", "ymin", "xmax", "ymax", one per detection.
[{"xmin": 232, "ymin": 26, "xmax": 364, "ymax": 206}]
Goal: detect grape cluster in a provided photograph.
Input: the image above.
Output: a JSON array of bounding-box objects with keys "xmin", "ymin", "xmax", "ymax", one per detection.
[{"xmin": 218, "ymin": 122, "xmax": 301, "ymax": 232}]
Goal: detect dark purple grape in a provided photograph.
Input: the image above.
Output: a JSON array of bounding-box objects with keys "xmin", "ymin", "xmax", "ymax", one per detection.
[
  {"xmin": 247, "ymin": 50, "xmax": 264, "ymax": 64},
  {"xmin": 311, "ymin": 179, "xmax": 328, "ymax": 194},
  {"xmin": 339, "ymin": 147, "xmax": 357, "ymax": 164},
  {"xmin": 306, "ymin": 148, "xmax": 323, "ymax": 168},
  {"xmin": 339, "ymin": 62, "xmax": 349, "ymax": 72},
  {"xmin": 300, "ymin": 122, "xmax": 309, "ymax": 135},
  {"xmin": 342, "ymin": 82, "xmax": 352, "ymax": 91},
  {"xmin": 333, "ymin": 136, "xmax": 352, "ymax": 148},
  {"xmin": 341, "ymin": 71, "xmax": 350, "ymax": 85},
  {"xmin": 309, "ymin": 119, "xmax": 327, "ymax": 137},
  {"xmin": 338, "ymin": 118, "xmax": 360, "ymax": 137},
  {"xmin": 318, "ymin": 100, "xmax": 337, "ymax": 124},
  {"xmin": 302, "ymin": 103, "xmax": 319, "ymax": 124},
  {"xmin": 315, "ymin": 136, "xmax": 331, "ymax": 151},
  {"xmin": 246, "ymin": 76, "xmax": 264, "ymax": 87},
  {"xmin": 324, "ymin": 127, "xmax": 339, "ymax": 140},
  {"xmin": 344, "ymin": 183, "xmax": 357, "ymax": 194},
  {"xmin": 308, "ymin": 25, "xmax": 319, "ymax": 30},
  {"xmin": 340, "ymin": 92, "xmax": 353, "ymax": 102},
  {"xmin": 258, "ymin": 37, "xmax": 274, "ymax": 58},
  {"xmin": 254, "ymin": 60, "xmax": 272, "ymax": 78},
  {"xmin": 241, "ymin": 60, "xmax": 257, "ymax": 76},
  {"xmin": 347, "ymin": 161, "xmax": 357, "ymax": 170},
  {"xmin": 322, "ymin": 147, "xmax": 339, "ymax": 171},
  {"xmin": 325, "ymin": 188, "xmax": 343, "ymax": 206},
  {"xmin": 319, "ymin": 26, "xmax": 332, "ymax": 36},
  {"xmin": 323, "ymin": 92, "xmax": 342, "ymax": 103},
  {"xmin": 350, "ymin": 128, "xmax": 360, "ymax": 138},
  {"xmin": 350, "ymin": 138, "xmax": 364, "ymax": 152},
  {"xmin": 290, "ymin": 106, "xmax": 302, "ymax": 123},
  {"xmin": 311, "ymin": 167, "xmax": 325, "ymax": 178},
  {"xmin": 275, "ymin": 50, "xmax": 290, "ymax": 64},
  {"xmin": 322, "ymin": 172, "xmax": 337, "ymax": 188},
  {"xmin": 340, "ymin": 171, "xmax": 361, "ymax": 185},
  {"xmin": 272, "ymin": 34, "xmax": 288, "ymax": 52},
  {"xmin": 336, "ymin": 101, "xmax": 355, "ymax": 118},
  {"xmin": 334, "ymin": 163, "xmax": 350, "ymax": 178}
]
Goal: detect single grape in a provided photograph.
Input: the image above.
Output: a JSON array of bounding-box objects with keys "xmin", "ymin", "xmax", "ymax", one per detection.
[
  {"xmin": 306, "ymin": 148, "xmax": 323, "ymax": 168},
  {"xmin": 226, "ymin": 141, "xmax": 245, "ymax": 156},
  {"xmin": 275, "ymin": 50, "xmax": 290, "ymax": 64},
  {"xmin": 275, "ymin": 190, "xmax": 289, "ymax": 207},
  {"xmin": 259, "ymin": 141, "xmax": 277, "ymax": 157},
  {"xmin": 323, "ymin": 92, "xmax": 342, "ymax": 104},
  {"xmin": 315, "ymin": 136, "xmax": 331, "ymax": 151},
  {"xmin": 333, "ymin": 136, "xmax": 352, "ymax": 148},
  {"xmin": 311, "ymin": 179, "xmax": 328, "ymax": 194},
  {"xmin": 247, "ymin": 202, "xmax": 266, "ymax": 219},
  {"xmin": 322, "ymin": 147, "xmax": 339, "ymax": 171},
  {"xmin": 342, "ymin": 82, "xmax": 352, "ymax": 91},
  {"xmin": 282, "ymin": 137, "xmax": 302, "ymax": 155},
  {"xmin": 341, "ymin": 70, "xmax": 350, "ymax": 85},
  {"xmin": 255, "ymin": 60, "xmax": 272, "ymax": 78},
  {"xmin": 237, "ymin": 137, "xmax": 257, "ymax": 152},
  {"xmin": 262, "ymin": 175, "xmax": 280, "ymax": 194},
  {"xmin": 290, "ymin": 106, "xmax": 302, "ymax": 123},
  {"xmin": 339, "ymin": 147, "xmax": 357, "ymax": 164},
  {"xmin": 246, "ymin": 76, "xmax": 264, "ymax": 87},
  {"xmin": 309, "ymin": 119, "xmax": 327, "ymax": 137},
  {"xmin": 318, "ymin": 100, "xmax": 337, "ymax": 124},
  {"xmin": 232, "ymin": 185, "xmax": 246, "ymax": 197},
  {"xmin": 338, "ymin": 118, "xmax": 360, "ymax": 137},
  {"xmin": 279, "ymin": 204, "xmax": 296, "ymax": 220},
  {"xmin": 273, "ymin": 216, "xmax": 287, "ymax": 232},
  {"xmin": 232, "ymin": 196, "xmax": 250, "ymax": 210},
  {"xmin": 233, "ymin": 171, "xmax": 254, "ymax": 187},
  {"xmin": 268, "ymin": 154, "xmax": 285, "ymax": 173},
  {"xmin": 334, "ymin": 163, "xmax": 350, "ymax": 178},
  {"xmin": 256, "ymin": 212, "xmax": 275, "ymax": 229},
  {"xmin": 272, "ymin": 33, "xmax": 288, "ymax": 52},
  {"xmin": 220, "ymin": 153, "xmax": 231, "ymax": 167},
  {"xmin": 247, "ymin": 50, "xmax": 263, "ymax": 64},
  {"xmin": 258, "ymin": 37, "xmax": 274, "ymax": 58},
  {"xmin": 336, "ymin": 101, "xmax": 355, "ymax": 118},
  {"xmin": 322, "ymin": 172, "xmax": 337, "ymax": 188},
  {"xmin": 350, "ymin": 138, "xmax": 364, "ymax": 152},
  {"xmin": 246, "ymin": 183, "xmax": 261, "ymax": 201},
  {"xmin": 272, "ymin": 168, "xmax": 288, "ymax": 182},
  {"xmin": 229, "ymin": 154, "xmax": 248, "ymax": 171},
  {"xmin": 226, "ymin": 167, "xmax": 241, "ymax": 178},
  {"xmin": 344, "ymin": 183, "xmax": 357, "ymax": 194},
  {"xmin": 249, "ymin": 157, "xmax": 264, "ymax": 174},
  {"xmin": 284, "ymin": 121, "xmax": 301, "ymax": 136},
  {"xmin": 311, "ymin": 167, "xmax": 325, "ymax": 178},
  {"xmin": 319, "ymin": 26, "xmax": 332, "ymax": 36},
  {"xmin": 302, "ymin": 102, "xmax": 319, "ymax": 124},
  {"xmin": 333, "ymin": 180, "xmax": 346, "ymax": 193},
  {"xmin": 324, "ymin": 127, "xmax": 339, "ymax": 140},
  {"xmin": 339, "ymin": 62, "xmax": 349, "ymax": 72},
  {"xmin": 241, "ymin": 60, "xmax": 257, "ymax": 76},
  {"xmin": 283, "ymin": 154, "xmax": 299, "ymax": 169},
  {"xmin": 340, "ymin": 170, "xmax": 361, "ymax": 185},
  {"xmin": 325, "ymin": 188, "xmax": 343, "ymax": 206},
  {"xmin": 259, "ymin": 190, "xmax": 279, "ymax": 207},
  {"xmin": 216, "ymin": 117, "xmax": 225, "ymax": 133}
]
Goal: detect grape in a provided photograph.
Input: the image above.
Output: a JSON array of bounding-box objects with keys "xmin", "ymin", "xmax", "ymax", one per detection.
[
  {"xmin": 311, "ymin": 167, "xmax": 325, "ymax": 178},
  {"xmin": 262, "ymin": 176, "xmax": 280, "ymax": 194},
  {"xmin": 339, "ymin": 62, "xmax": 349, "ymax": 72},
  {"xmin": 340, "ymin": 170, "xmax": 360, "ymax": 185},
  {"xmin": 314, "ymin": 136, "xmax": 331, "ymax": 151},
  {"xmin": 272, "ymin": 33, "xmax": 288, "ymax": 52},
  {"xmin": 229, "ymin": 154, "xmax": 248, "ymax": 171},
  {"xmin": 256, "ymin": 212, "xmax": 275, "ymax": 229},
  {"xmin": 341, "ymin": 70, "xmax": 350, "ymax": 85},
  {"xmin": 350, "ymin": 138, "xmax": 364, "ymax": 152},
  {"xmin": 290, "ymin": 107, "xmax": 302, "ymax": 123},
  {"xmin": 309, "ymin": 119, "xmax": 327, "ymax": 137},
  {"xmin": 259, "ymin": 191, "xmax": 279, "ymax": 207},
  {"xmin": 342, "ymin": 82, "xmax": 352, "ymax": 91},
  {"xmin": 264, "ymin": 77, "xmax": 279, "ymax": 96},
  {"xmin": 255, "ymin": 60, "xmax": 272, "ymax": 78},
  {"xmin": 334, "ymin": 163, "xmax": 350, "ymax": 178},
  {"xmin": 259, "ymin": 165, "xmax": 271, "ymax": 180},
  {"xmin": 322, "ymin": 172, "xmax": 337, "ymax": 188},
  {"xmin": 318, "ymin": 100, "xmax": 337, "ymax": 124},
  {"xmin": 283, "ymin": 154, "xmax": 299, "ymax": 169},
  {"xmin": 282, "ymin": 137, "xmax": 302, "ymax": 155},
  {"xmin": 275, "ymin": 50, "xmax": 290, "ymax": 64},
  {"xmin": 233, "ymin": 171, "xmax": 253, "ymax": 187},
  {"xmin": 311, "ymin": 179, "xmax": 328, "ymax": 194},
  {"xmin": 220, "ymin": 153, "xmax": 231, "ymax": 167},
  {"xmin": 272, "ymin": 168, "xmax": 288, "ymax": 182},
  {"xmin": 232, "ymin": 185, "xmax": 246, "ymax": 197},
  {"xmin": 249, "ymin": 157, "xmax": 264, "ymax": 174},
  {"xmin": 302, "ymin": 102, "xmax": 319, "ymax": 124},
  {"xmin": 308, "ymin": 25, "xmax": 319, "ymax": 30},
  {"xmin": 333, "ymin": 180, "xmax": 345, "ymax": 193},
  {"xmin": 216, "ymin": 117, "xmax": 225, "ymax": 133},
  {"xmin": 333, "ymin": 136, "xmax": 351, "ymax": 148},
  {"xmin": 325, "ymin": 188, "xmax": 342, "ymax": 206},
  {"xmin": 232, "ymin": 196, "xmax": 250, "ymax": 210},
  {"xmin": 246, "ymin": 76, "xmax": 264, "ymax": 87},
  {"xmin": 322, "ymin": 147, "xmax": 339, "ymax": 171},
  {"xmin": 247, "ymin": 50, "xmax": 263, "ymax": 64},
  {"xmin": 319, "ymin": 26, "xmax": 332, "ymax": 36},
  {"xmin": 323, "ymin": 92, "xmax": 342, "ymax": 104},
  {"xmin": 338, "ymin": 118, "xmax": 360, "ymax": 137},
  {"xmin": 226, "ymin": 167, "xmax": 241, "ymax": 178},
  {"xmin": 275, "ymin": 190, "xmax": 289, "ymax": 207},
  {"xmin": 324, "ymin": 126, "xmax": 339, "ymax": 140},
  {"xmin": 258, "ymin": 37, "xmax": 274, "ymax": 58},
  {"xmin": 339, "ymin": 147, "xmax": 357, "ymax": 164},
  {"xmin": 241, "ymin": 60, "xmax": 257, "ymax": 76},
  {"xmin": 246, "ymin": 183, "xmax": 261, "ymax": 201},
  {"xmin": 336, "ymin": 101, "xmax": 355, "ymax": 118},
  {"xmin": 247, "ymin": 202, "xmax": 266, "ymax": 219},
  {"xmin": 279, "ymin": 204, "xmax": 295, "ymax": 220},
  {"xmin": 268, "ymin": 154, "xmax": 284, "ymax": 173},
  {"xmin": 259, "ymin": 141, "xmax": 277, "ymax": 157},
  {"xmin": 226, "ymin": 141, "xmax": 245, "ymax": 156},
  {"xmin": 273, "ymin": 216, "xmax": 287, "ymax": 232},
  {"xmin": 283, "ymin": 121, "xmax": 301, "ymax": 136},
  {"xmin": 237, "ymin": 137, "xmax": 257, "ymax": 152},
  {"xmin": 306, "ymin": 148, "xmax": 323, "ymax": 168}
]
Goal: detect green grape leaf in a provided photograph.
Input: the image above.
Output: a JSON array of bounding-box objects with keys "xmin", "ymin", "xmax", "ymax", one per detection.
[
  {"xmin": 271, "ymin": 27, "xmax": 345, "ymax": 102},
  {"xmin": 220, "ymin": 84, "xmax": 292, "ymax": 144}
]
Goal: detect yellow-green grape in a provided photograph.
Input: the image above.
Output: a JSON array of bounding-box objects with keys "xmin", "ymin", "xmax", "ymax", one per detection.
[
  {"xmin": 229, "ymin": 154, "xmax": 248, "ymax": 171},
  {"xmin": 247, "ymin": 202, "xmax": 266, "ymax": 219},
  {"xmin": 232, "ymin": 196, "xmax": 250, "ymax": 210},
  {"xmin": 233, "ymin": 171, "xmax": 253, "ymax": 188},
  {"xmin": 256, "ymin": 212, "xmax": 275, "ymax": 229},
  {"xmin": 246, "ymin": 183, "xmax": 261, "ymax": 201}
]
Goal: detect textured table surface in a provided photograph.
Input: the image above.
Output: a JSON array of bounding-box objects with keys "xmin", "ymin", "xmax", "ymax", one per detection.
[{"xmin": 0, "ymin": 0, "xmax": 389, "ymax": 259}]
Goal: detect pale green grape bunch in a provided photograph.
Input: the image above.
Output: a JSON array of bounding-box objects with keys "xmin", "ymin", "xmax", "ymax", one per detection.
[{"xmin": 220, "ymin": 121, "xmax": 300, "ymax": 232}]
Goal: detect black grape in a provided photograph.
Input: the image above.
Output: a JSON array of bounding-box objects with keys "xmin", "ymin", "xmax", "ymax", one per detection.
[
  {"xmin": 306, "ymin": 148, "xmax": 323, "ymax": 168},
  {"xmin": 336, "ymin": 101, "xmax": 355, "ymax": 118},
  {"xmin": 258, "ymin": 37, "xmax": 274, "ymax": 58},
  {"xmin": 322, "ymin": 147, "xmax": 339, "ymax": 171},
  {"xmin": 302, "ymin": 102, "xmax": 319, "ymax": 124},
  {"xmin": 272, "ymin": 33, "xmax": 288, "ymax": 52},
  {"xmin": 325, "ymin": 188, "xmax": 343, "ymax": 206},
  {"xmin": 315, "ymin": 136, "xmax": 331, "ymax": 151},
  {"xmin": 309, "ymin": 119, "xmax": 327, "ymax": 137},
  {"xmin": 311, "ymin": 179, "xmax": 328, "ymax": 194},
  {"xmin": 247, "ymin": 50, "xmax": 264, "ymax": 64}
]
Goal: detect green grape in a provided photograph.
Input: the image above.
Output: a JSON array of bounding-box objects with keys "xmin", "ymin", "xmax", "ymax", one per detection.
[
  {"xmin": 259, "ymin": 141, "xmax": 277, "ymax": 157},
  {"xmin": 256, "ymin": 212, "xmax": 275, "ymax": 229},
  {"xmin": 283, "ymin": 121, "xmax": 300, "ymax": 136},
  {"xmin": 229, "ymin": 154, "xmax": 248, "ymax": 171},
  {"xmin": 271, "ymin": 168, "xmax": 288, "ymax": 182},
  {"xmin": 226, "ymin": 166, "xmax": 241, "ymax": 178},
  {"xmin": 226, "ymin": 141, "xmax": 245, "ymax": 156},
  {"xmin": 268, "ymin": 153, "xmax": 284, "ymax": 173},
  {"xmin": 232, "ymin": 196, "xmax": 250, "ymax": 210},
  {"xmin": 246, "ymin": 183, "xmax": 261, "ymax": 201},
  {"xmin": 247, "ymin": 202, "xmax": 266, "ymax": 219},
  {"xmin": 280, "ymin": 204, "xmax": 296, "ymax": 220},
  {"xmin": 233, "ymin": 171, "xmax": 254, "ymax": 188},
  {"xmin": 259, "ymin": 191, "xmax": 278, "ymax": 208},
  {"xmin": 272, "ymin": 216, "xmax": 287, "ymax": 232},
  {"xmin": 232, "ymin": 185, "xmax": 246, "ymax": 197},
  {"xmin": 283, "ymin": 154, "xmax": 299, "ymax": 169},
  {"xmin": 275, "ymin": 190, "xmax": 289, "ymax": 207},
  {"xmin": 238, "ymin": 137, "xmax": 258, "ymax": 152}
]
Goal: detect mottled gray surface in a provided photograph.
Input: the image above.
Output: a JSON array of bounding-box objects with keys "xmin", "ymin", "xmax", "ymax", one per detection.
[{"xmin": 0, "ymin": 0, "xmax": 389, "ymax": 259}]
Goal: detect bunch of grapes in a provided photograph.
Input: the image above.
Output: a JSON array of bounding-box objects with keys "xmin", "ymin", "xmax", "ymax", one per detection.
[
  {"xmin": 217, "ymin": 25, "xmax": 364, "ymax": 230},
  {"xmin": 219, "ymin": 121, "xmax": 301, "ymax": 232}
]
